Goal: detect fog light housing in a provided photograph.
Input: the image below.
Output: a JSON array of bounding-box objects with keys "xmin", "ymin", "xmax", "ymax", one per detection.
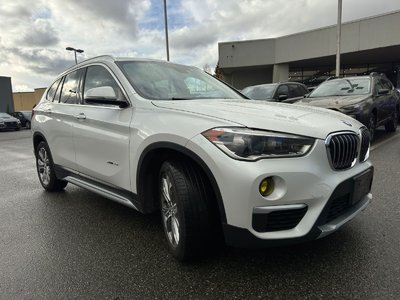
[{"xmin": 259, "ymin": 177, "xmax": 274, "ymax": 197}]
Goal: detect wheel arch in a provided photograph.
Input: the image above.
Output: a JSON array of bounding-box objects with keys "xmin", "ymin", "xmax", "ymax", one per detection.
[
  {"xmin": 32, "ymin": 132, "xmax": 48, "ymax": 151},
  {"xmin": 136, "ymin": 142, "xmax": 227, "ymax": 224}
]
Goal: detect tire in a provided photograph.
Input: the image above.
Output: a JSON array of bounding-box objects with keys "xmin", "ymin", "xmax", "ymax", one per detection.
[
  {"xmin": 385, "ymin": 110, "xmax": 398, "ymax": 133},
  {"xmin": 368, "ymin": 114, "xmax": 376, "ymax": 141},
  {"xmin": 15, "ymin": 127, "xmax": 20, "ymax": 131},
  {"xmin": 35, "ymin": 141, "xmax": 68, "ymax": 191},
  {"xmin": 159, "ymin": 160, "xmax": 215, "ymax": 261},
  {"xmin": 26, "ymin": 121, "xmax": 31, "ymax": 129}
]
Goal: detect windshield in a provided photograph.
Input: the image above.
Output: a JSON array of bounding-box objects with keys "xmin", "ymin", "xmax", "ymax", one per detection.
[
  {"xmin": 0, "ymin": 113, "xmax": 12, "ymax": 118},
  {"xmin": 241, "ymin": 85, "xmax": 277, "ymax": 100},
  {"xmin": 118, "ymin": 61, "xmax": 244, "ymax": 100},
  {"xmin": 309, "ymin": 78, "xmax": 371, "ymax": 98}
]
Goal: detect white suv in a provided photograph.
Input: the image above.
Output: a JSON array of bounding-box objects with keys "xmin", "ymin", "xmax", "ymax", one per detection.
[{"xmin": 32, "ymin": 56, "xmax": 373, "ymax": 260}]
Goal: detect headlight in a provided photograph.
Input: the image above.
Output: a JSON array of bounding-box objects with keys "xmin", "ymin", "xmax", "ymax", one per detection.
[
  {"xmin": 202, "ymin": 127, "xmax": 315, "ymax": 161},
  {"xmin": 16, "ymin": 120, "xmax": 21, "ymax": 123}
]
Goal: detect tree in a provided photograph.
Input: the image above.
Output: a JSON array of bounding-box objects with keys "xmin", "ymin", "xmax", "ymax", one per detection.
[
  {"xmin": 203, "ymin": 64, "xmax": 211, "ymax": 74},
  {"xmin": 214, "ymin": 62, "xmax": 224, "ymax": 80}
]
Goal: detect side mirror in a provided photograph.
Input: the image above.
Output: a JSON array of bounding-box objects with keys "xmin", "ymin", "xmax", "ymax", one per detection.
[
  {"xmin": 378, "ymin": 88, "xmax": 389, "ymax": 95},
  {"xmin": 278, "ymin": 94, "xmax": 288, "ymax": 101},
  {"xmin": 84, "ymin": 86, "xmax": 128, "ymax": 108}
]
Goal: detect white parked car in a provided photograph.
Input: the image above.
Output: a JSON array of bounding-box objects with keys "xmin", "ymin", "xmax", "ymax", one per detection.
[{"xmin": 32, "ymin": 56, "xmax": 373, "ymax": 260}]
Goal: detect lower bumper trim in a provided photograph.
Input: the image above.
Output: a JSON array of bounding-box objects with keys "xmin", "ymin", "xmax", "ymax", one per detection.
[{"xmin": 317, "ymin": 193, "xmax": 371, "ymax": 238}]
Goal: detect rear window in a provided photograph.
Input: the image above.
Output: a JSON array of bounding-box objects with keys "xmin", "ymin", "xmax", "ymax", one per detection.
[{"xmin": 46, "ymin": 78, "xmax": 61, "ymax": 101}]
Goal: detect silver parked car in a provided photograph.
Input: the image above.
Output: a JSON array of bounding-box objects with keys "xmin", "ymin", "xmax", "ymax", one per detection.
[{"xmin": 0, "ymin": 112, "xmax": 21, "ymax": 131}]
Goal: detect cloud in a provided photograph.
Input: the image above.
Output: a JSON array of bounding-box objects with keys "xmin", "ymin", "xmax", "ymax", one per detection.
[
  {"xmin": 0, "ymin": 0, "xmax": 400, "ymax": 92},
  {"xmin": 20, "ymin": 19, "xmax": 60, "ymax": 47}
]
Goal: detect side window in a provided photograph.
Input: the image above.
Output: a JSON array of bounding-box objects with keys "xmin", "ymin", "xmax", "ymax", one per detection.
[
  {"xmin": 375, "ymin": 79, "xmax": 385, "ymax": 94},
  {"xmin": 289, "ymin": 84, "xmax": 305, "ymax": 98},
  {"xmin": 46, "ymin": 78, "xmax": 61, "ymax": 101},
  {"xmin": 381, "ymin": 78, "xmax": 393, "ymax": 90},
  {"xmin": 54, "ymin": 77, "xmax": 64, "ymax": 103},
  {"xmin": 60, "ymin": 70, "xmax": 82, "ymax": 104},
  {"xmin": 83, "ymin": 65, "xmax": 125, "ymax": 104},
  {"xmin": 276, "ymin": 85, "xmax": 289, "ymax": 98}
]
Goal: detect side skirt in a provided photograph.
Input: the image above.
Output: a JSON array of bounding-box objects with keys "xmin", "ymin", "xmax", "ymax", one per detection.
[{"xmin": 54, "ymin": 165, "xmax": 142, "ymax": 212}]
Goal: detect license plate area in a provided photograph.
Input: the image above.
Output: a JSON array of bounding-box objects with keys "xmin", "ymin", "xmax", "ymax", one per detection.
[{"xmin": 352, "ymin": 169, "xmax": 373, "ymax": 205}]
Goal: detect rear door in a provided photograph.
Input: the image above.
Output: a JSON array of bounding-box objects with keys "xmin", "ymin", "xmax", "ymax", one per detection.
[
  {"xmin": 41, "ymin": 70, "xmax": 83, "ymax": 171},
  {"xmin": 73, "ymin": 64, "xmax": 133, "ymax": 191}
]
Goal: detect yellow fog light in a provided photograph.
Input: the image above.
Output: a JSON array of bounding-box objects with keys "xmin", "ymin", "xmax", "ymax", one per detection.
[{"xmin": 259, "ymin": 177, "xmax": 275, "ymax": 197}]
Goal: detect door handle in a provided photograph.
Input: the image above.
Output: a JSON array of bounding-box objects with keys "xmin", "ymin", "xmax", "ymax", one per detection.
[
  {"xmin": 75, "ymin": 113, "xmax": 86, "ymax": 120},
  {"xmin": 44, "ymin": 108, "xmax": 52, "ymax": 114}
]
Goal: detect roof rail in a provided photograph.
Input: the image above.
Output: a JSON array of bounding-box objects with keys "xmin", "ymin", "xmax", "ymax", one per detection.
[{"xmin": 76, "ymin": 55, "xmax": 115, "ymax": 65}]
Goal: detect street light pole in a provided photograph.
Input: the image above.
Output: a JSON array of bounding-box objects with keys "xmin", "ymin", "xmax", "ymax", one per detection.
[
  {"xmin": 335, "ymin": 0, "xmax": 342, "ymax": 77},
  {"xmin": 163, "ymin": 0, "xmax": 170, "ymax": 61},
  {"xmin": 66, "ymin": 47, "xmax": 84, "ymax": 64}
]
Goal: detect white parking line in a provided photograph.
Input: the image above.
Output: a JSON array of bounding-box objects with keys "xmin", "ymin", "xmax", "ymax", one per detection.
[{"xmin": 370, "ymin": 132, "xmax": 400, "ymax": 151}]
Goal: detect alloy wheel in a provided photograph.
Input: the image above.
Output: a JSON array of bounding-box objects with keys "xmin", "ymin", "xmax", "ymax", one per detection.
[
  {"xmin": 161, "ymin": 174, "xmax": 180, "ymax": 247},
  {"xmin": 37, "ymin": 147, "xmax": 51, "ymax": 186}
]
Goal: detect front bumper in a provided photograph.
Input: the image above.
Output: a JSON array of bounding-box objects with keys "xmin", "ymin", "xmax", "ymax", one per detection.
[
  {"xmin": 223, "ymin": 172, "xmax": 372, "ymax": 247},
  {"xmin": 0, "ymin": 122, "xmax": 21, "ymax": 130},
  {"xmin": 186, "ymin": 135, "xmax": 373, "ymax": 247}
]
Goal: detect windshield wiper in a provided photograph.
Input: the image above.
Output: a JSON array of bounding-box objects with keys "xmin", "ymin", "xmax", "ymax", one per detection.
[{"xmin": 170, "ymin": 97, "xmax": 194, "ymax": 100}]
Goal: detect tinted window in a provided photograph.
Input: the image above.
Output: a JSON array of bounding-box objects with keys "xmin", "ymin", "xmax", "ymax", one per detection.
[
  {"xmin": 54, "ymin": 77, "xmax": 64, "ymax": 102},
  {"xmin": 276, "ymin": 85, "xmax": 289, "ymax": 97},
  {"xmin": 381, "ymin": 78, "xmax": 393, "ymax": 90},
  {"xmin": 241, "ymin": 85, "xmax": 276, "ymax": 100},
  {"xmin": 289, "ymin": 84, "xmax": 306, "ymax": 98},
  {"xmin": 375, "ymin": 79, "xmax": 385, "ymax": 93},
  {"xmin": 46, "ymin": 78, "xmax": 61, "ymax": 101},
  {"xmin": 60, "ymin": 70, "xmax": 82, "ymax": 104},
  {"xmin": 83, "ymin": 65, "xmax": 125, "ymax": 103}
]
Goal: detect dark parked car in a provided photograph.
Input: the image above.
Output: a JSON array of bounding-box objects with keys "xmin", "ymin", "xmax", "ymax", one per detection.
[
  {"xmin": 12, "ymin": 111, "xmax": 32, "ymax": 129},
  {"xmin": 242, "ymin": 82, "xmax": 309, "ymax": 103},
  {"xmin": 0, "ymin": 112, "xmax": 21, "ymax": 131},
  {"xmin": 295, "ymin": 73, "xmax": 399, "ymax": 140}
]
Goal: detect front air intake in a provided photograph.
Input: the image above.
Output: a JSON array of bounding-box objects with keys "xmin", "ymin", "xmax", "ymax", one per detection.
[{"xmin": 326, "ymin": 133, "xmax": 359, "ymax": 170}]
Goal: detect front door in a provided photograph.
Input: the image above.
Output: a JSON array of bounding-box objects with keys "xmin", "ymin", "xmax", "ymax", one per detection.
[{"xmin": 73, "ymin": 65, "xmax": 133, "ymax": 191}]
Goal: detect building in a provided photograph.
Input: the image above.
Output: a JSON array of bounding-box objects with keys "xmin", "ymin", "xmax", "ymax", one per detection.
[
  {"xmin": 0, "ymin": 75, "xmax": 46, "ymax": 113},
  {"xmin": 218, "ymin": 10, "xmax": 400, "ymax": 89},
  {"xmin": 13, "ymin": 88, "xmax": 46, "ymax": 111},
  {"xmin": 0, "ymin": 76, "xmax": 14, "ymax": 113}
]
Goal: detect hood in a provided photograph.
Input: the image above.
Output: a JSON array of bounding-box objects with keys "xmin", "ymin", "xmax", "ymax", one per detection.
[
  {"xmin": 152, "ymin": 99, "xmax": 363, "ymax": 139},
  {"xmin": 0, "ymin": 116, "xmax": 18, "ymax": 122},
  {"xmin": 295, "ymin": 95, "xmax": 368, "ymax": 109}
]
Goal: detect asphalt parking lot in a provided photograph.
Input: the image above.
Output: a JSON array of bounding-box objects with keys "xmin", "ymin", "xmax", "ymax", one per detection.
[{"xmin": 0, "ymin": 129, "xmax": 399, "ymax": 299}]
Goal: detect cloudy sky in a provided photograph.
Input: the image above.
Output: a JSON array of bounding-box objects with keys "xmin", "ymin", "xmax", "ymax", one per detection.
[{"xmin": 1, "ymin": 0, "xmax": 399, "ymax": 92}]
